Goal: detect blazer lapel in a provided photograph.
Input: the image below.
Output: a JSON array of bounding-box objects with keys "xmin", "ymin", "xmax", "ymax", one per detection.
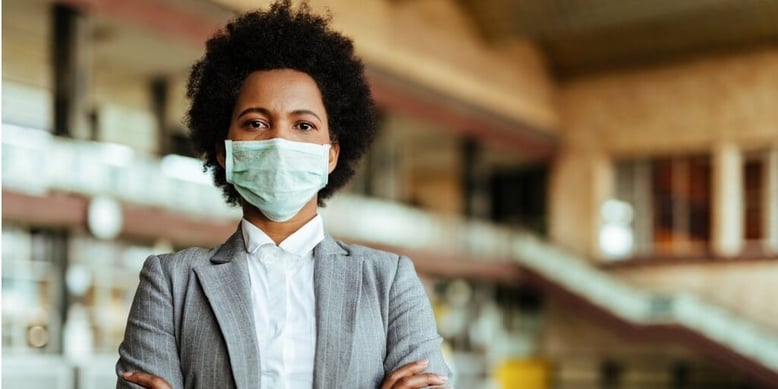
[
  {"xmin": 312, "ymin": 235, "xmax": 364, "ymax": 388},
  {"xmin": 193, "ymin": 230, "xmax": 261, "ymax": 389}
]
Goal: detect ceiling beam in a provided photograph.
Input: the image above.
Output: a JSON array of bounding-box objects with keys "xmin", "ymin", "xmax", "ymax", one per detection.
[
  {"xmin": 56, "ymin": 0, "xmax": 226, "ymax": 47},
  {"xmin": 368, "ymin": 68, "xmax": 557, "ymax": 158}
]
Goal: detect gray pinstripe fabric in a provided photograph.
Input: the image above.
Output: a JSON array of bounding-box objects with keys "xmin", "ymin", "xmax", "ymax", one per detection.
[{"xmin": 116, "ymin": 228, "xmax": 452, "ymax": 388}]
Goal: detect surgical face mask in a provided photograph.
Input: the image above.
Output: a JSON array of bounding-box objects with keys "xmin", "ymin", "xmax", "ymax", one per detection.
[{"xmin": 224, "ymin": 138, "xmax": 331, "ymax": 222}]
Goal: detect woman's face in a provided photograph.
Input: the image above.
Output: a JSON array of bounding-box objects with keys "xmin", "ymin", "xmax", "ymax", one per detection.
[{"xmin": 222, "ymin": 69, "xmax": 339, "ymax": 172}]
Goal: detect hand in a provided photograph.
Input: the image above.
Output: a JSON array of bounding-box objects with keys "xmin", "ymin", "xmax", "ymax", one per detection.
[
  {"xmin": 380, "ymin": 359, "xmax": 450, "ymax": 389},
  {"xmin": 122, "ymin": 372, "xmax": 173, "ymax": 389}
]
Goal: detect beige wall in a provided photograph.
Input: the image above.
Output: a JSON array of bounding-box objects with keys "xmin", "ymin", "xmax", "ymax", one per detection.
[
  {"xmin": 539, "ymin": 299, "xmax": 740, "ymax": 388},
  {"xmin": 560, "ymin": 49, "xmax": 778, "ymax": 155},
  {"xmin": 548, "ymin": 48, "xmax": 778, "ymax": 342},
  {"xmin": 550, "ymin": 48, "xmax": 778, "ymax": 257},
  {"xmin": 609, "ymin": 261, "xmax": 778, "ymax": 333}
]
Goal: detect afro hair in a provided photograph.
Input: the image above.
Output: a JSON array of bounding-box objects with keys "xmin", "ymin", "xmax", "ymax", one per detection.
[{"xmin": 186, "ymin": 0, "xmax": 376, "ymax": 206}]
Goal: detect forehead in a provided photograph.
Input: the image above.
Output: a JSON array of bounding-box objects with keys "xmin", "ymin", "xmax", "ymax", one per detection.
[{"xmin": 235, "ymin": 69, "xmax": 325, "ymax": 107}]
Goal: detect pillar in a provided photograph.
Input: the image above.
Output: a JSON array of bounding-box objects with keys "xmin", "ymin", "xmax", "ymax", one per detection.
[
  {"xmin": 712, "ymin": 141, "xmax": 744, "ymax": 257},
  {"xmin": 461, "ymin": 139, "xmax": 490, "ymax": 219},
  {"xmin": 151, "ymin": 77, "xmax": 170, "ymax": 155},
  {"xmin": 766, "ymin": 146, "xmax": 778, "ymax": 253},
  {"xmin": 52, "ymin": 4, "xmax": 92, "ymax": 139}
]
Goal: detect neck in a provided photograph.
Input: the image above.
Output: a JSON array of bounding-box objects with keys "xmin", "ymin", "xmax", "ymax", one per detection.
[{"xmin": 241, "ymin": 198, "xmax": 319, "ymax": 245}]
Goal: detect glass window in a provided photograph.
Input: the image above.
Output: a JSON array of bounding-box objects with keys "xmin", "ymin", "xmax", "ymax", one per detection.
[
  {"xmin": 615, "ymin": 154, "xmax": 711, "ymax": 258},
  {"xmin": 2, "ymin": 226, "xmax": 66, "ymax": 354},
  {"xmin": 743, "ymin": 149, "xmax": 777, "ymax": 252},
  {"xmin": 744, "ymin": 154, "xmax": 764, "ymax": 241}
]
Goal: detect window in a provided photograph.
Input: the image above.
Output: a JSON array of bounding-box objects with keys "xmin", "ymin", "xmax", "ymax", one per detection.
[
  {"xmin": 743, "ymin": 152, "xmax": 764, "ymax": 242},
  {"xmin": 614, "ymin": 154, "xmax": 711, "ymax": 258},
  {"xmin": 743, "ymin": 149, "xmax": 778, "ymax": 253},
  {"xmin": 491, "ymin": 165, "xmax": 549, "ymax": 235},
  {"xmin": 612, "ymin": 148, "xmax": 778, "ymax": 259}
]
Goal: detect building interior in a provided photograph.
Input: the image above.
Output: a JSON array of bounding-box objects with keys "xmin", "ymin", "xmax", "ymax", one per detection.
[{"xmin": 3, "ymin": 0, "xmax": 778, "ymax": 388}]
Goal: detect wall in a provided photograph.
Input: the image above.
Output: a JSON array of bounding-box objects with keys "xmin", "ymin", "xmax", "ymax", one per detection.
[
  {"xmin": 548, "ymin": 48, "xmax": 778, "ymax": 347},
  {"xmin": 550, "ymin": 47, "xmax": 778, "ymax": 257},
  {"xmin": 609, "ymin": 260, "xmax": 778, "ymax": 333},
  {"xmin": 539, "ymin": 299, "xmax": 750, "ymax": 389}
]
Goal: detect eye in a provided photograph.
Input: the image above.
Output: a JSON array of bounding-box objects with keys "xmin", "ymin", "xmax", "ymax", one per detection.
[
  {"xmin": 245, "ymin": 120, "xmax": 267, "ymax": 129},
  {"xmin": 295, "ymin": 122, "xmax": 316, "ymax": 131}
]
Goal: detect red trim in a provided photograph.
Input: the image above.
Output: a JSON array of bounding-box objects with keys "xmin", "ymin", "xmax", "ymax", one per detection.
[
  {"xmin": 361, "ymin": 242, "xmax": 526, "ymax": 284},
  {"xmin": 122, "ymin": 202, "xmax": 237, "ymax": 248},
  {"xmin": 3, "ymin": 191, "xmax": 87, "ymax": 227},
  {"xmin": 56, "ymin": 0, "xmax": 223, "ymax": 47},
  {"xmin": 368, "ymin": 70, "xmax": 557, "ymax": 158},
  {"xmin": 1, "ymin": 191, "xmax": 523, "ymax": 277},
  {"xmin": 2, "ymin": 190, "xmax": 237, "ymax": 247},
  {"xmin": 599, "ymin": 254, "xmax": 778, "ymax": 270}
]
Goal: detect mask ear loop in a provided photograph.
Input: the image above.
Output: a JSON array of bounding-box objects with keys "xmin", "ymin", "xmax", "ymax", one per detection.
[
  {"xmin": 322, "ymin": 138, "xmax": 336, "ymax": 179},
  {"xmin": 224, "ymin": 140, "xmax": 234, "ymax": 184}
]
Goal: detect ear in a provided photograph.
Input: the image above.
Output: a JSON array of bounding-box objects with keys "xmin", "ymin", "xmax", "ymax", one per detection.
[
  {"xmin": 328, "ymin": 142, "xmax": 340, "ymax": 174},
  {"xmin": 216, "ymin": 142, "xmax": 226, "ymax": 169}
]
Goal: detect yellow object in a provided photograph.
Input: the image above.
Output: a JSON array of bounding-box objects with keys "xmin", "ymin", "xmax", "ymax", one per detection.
[{"xmin": 494, "ymin": 358, "xmax": 551, "ymax": 389}]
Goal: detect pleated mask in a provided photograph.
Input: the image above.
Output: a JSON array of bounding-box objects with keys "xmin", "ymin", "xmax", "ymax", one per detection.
[{"xmin": 225, "ymin": 138, "xmax": 330, "ymax": 222}]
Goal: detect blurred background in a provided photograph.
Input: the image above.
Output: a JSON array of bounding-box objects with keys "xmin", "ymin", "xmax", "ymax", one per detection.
[{"xmin": 3, "ymin": 0, "xmax": 778, "ymax": 388}]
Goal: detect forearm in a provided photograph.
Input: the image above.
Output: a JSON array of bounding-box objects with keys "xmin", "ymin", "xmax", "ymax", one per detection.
[
  {"xmin": 116, "ymin": 255, "xmax": 184, "ymax": 388},
  {"xmin": 384, "ymin": 257, "xmax": 453, "ymax": 383}
]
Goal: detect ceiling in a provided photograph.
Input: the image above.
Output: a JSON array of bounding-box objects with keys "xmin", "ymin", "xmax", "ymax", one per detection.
[
  {"xmin": 6, "ymin": 0, "xmax": 778, "ymax": 167},
  {"xmin": 8, "ymin": 0, "xmax": 778, "ymax": 88},
  {"xmin": 458, "ymin": 0, "xmax": 778, "ymax": 77}
]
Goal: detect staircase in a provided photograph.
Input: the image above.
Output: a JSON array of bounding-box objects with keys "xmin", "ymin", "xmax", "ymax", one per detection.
[{"xmin": 322, "ymin": 194, "xmax": 778, "ymax": 386}]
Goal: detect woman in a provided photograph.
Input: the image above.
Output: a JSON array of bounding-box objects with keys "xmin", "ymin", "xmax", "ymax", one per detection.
[{"xmin": 115, "ymin": 1, "xmax": 453, "ymax": 388}]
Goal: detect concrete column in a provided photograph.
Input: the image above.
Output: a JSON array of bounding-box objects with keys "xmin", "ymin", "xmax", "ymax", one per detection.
[
  {"xmin": 461, "ymin": 139, "xmax": 490, "ymax": 219},
  {"xmin": 151, "ymin": 77, "xmax": 170, "ymax": 155},
  {"xmin": 592, "ymin": 152, "xmax": 615, "ymax": 259},
  {"xmin": 633, "ymin": 160, "xmax": 653, "ymax": 255},
  {"xmin": 52, "ymin": 4, "xmax": 92, "ymax": 139},
  {"xmin": 766, "ymin": 146, "xmax": 778, "ymax": 253},
  {"xmin": 712, "ymin": 142, "xmax": 744, "ymax": 257},
  {"xmin": 370, "ymin": 120, "xmax": 405, "ymax": 202},
  {"xmin": 549, "ymin": 150, "xmax": 594, "ymax": 256}
]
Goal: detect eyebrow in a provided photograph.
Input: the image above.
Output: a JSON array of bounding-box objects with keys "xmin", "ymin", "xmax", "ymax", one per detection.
[{"xmin": 236, "ymin": 107, "xmax": 322, "ymax": 122}]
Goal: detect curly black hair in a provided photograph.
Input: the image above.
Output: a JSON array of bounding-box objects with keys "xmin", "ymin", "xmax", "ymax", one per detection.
[{"xmin": 186, "ymin": 0, "xmax": 376, "ymax": 206}]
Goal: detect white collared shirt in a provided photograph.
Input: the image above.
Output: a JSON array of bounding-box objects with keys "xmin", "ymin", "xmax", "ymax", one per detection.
[{"xmin": 241, "ymin": 215, "xmax": 323, "ymax": 389}]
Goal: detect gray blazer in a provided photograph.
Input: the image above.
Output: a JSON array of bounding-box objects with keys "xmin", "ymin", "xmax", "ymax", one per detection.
[{"xmin": 116, "ymin": 229, "xmax": 452, "ymax": 388}]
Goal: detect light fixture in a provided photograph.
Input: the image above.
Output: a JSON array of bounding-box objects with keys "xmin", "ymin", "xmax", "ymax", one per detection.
[{"xmin": 87, "ymin": 195, "xmax": 123, "ymax": 240}]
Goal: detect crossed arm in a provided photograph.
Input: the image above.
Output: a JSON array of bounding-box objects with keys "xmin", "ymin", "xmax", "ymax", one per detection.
[
  {"xmin": 118, "ymin": 255, "xmax": 452, "ymax": 388},
  {"xmin": 123, "ymin": 359, "xmax": 448, "ymax": 389}
]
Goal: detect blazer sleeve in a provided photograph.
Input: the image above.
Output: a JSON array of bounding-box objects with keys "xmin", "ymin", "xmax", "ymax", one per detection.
[
  {"xmin": 116, "ymin": 255, "xmax": 184, "ymax": 389},
  {"xmin": 384, "ymin": 256, "xmax": 454, "ymax": 385}
]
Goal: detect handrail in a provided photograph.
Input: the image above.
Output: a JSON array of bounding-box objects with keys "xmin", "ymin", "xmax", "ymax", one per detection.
[
  {"xmin": 4, "ymin": 124, "xmax": 778, "ymax": 377},
  {"xmin": 321, "ymin": 194, "xmax": 778, "ymax": 375}
]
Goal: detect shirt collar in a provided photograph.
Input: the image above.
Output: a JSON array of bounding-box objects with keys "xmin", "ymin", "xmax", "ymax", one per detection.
[{"xmin": 240, "ymin": 214, "xmax": 325, "ymax": 257}]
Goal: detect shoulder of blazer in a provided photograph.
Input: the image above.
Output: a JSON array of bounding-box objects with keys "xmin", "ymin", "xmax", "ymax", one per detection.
[
  {"xmin": 148, "ymin": 247, "xmax": 216, "ymax": 281},
  {"xmin": 333, "ymin": 240, "xmax": 402, "ymax": 261},
  {"xmin": 156, "ymin": 246, "xmax": 216, "ymax": 266},
  {"xmin": 330, "ymin": 239, "xmax": 412, "ymax": 278},
  {"xmin": 151, "ymin": 228, "xmax": 244, "ymax": 275}
]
